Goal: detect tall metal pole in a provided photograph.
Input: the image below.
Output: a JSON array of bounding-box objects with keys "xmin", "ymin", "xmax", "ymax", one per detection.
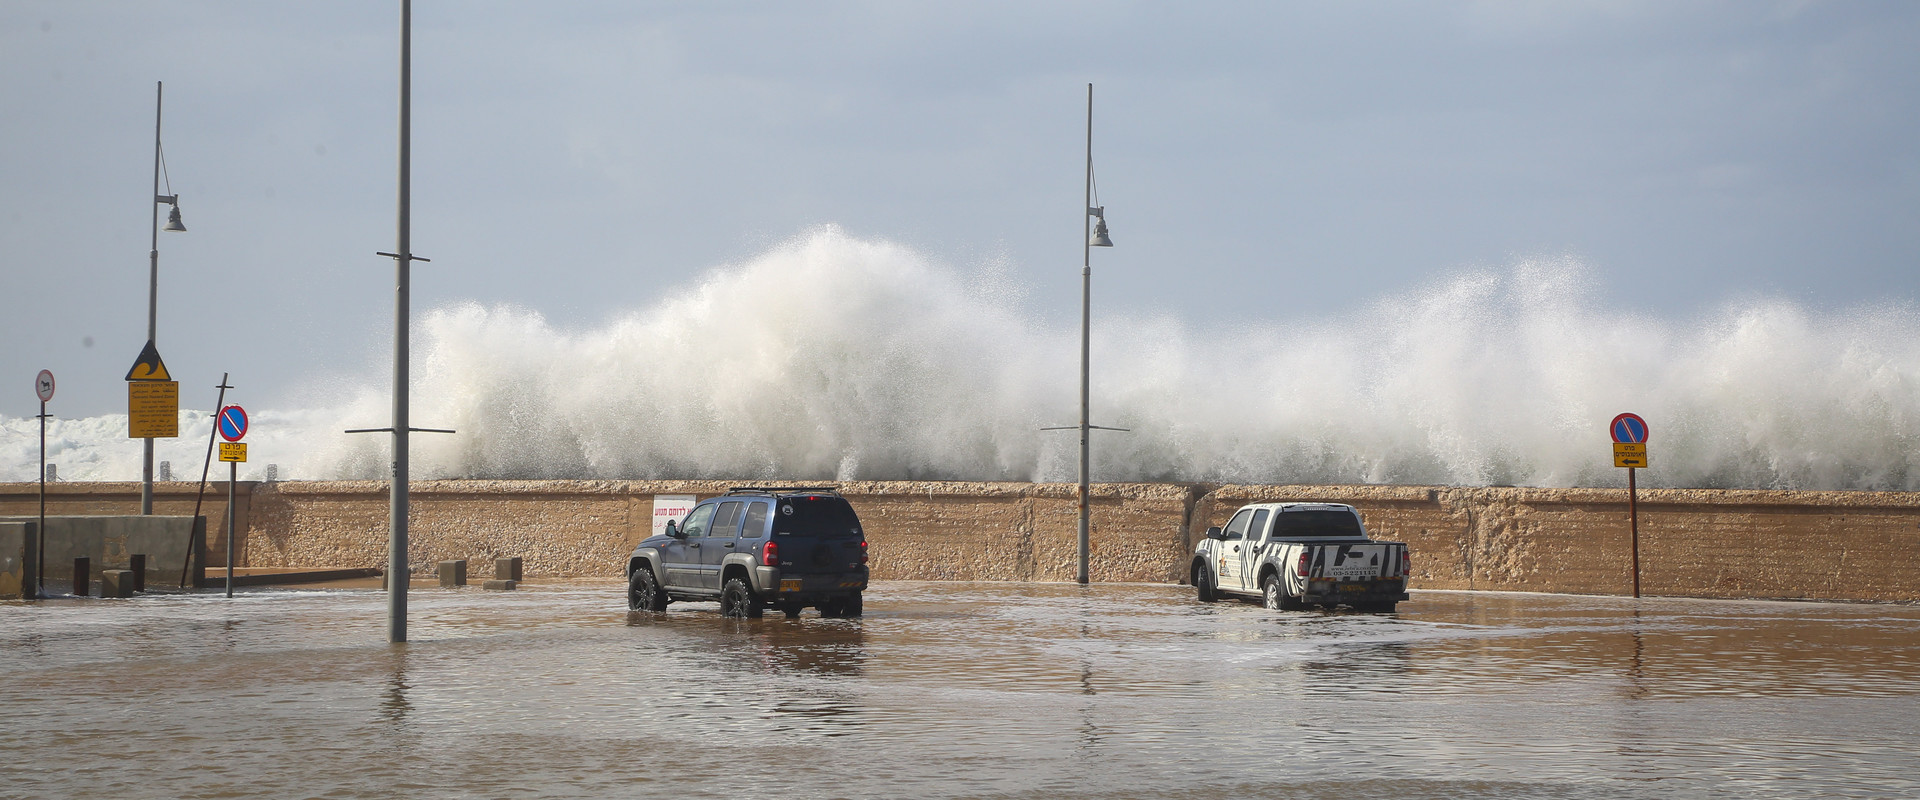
[
  {"xmin": 1077, "ymin": 83, "xmax": 1093, "ymax": 586},
  {"xmin": 389, "ymin": 0, "xmax": 414, "ymax": 643},
  {"xmin": 38, "ymin": 399, "xmax": 48, "ymax": 597},
  {"xmin": 143, "ymin": 81, "xmax": 163, "ymax": 516}
]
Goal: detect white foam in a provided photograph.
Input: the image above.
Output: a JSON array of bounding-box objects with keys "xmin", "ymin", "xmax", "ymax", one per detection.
[{"xmin": 9, "ymin": 227, "xmax": 1920, "ymax": 489}]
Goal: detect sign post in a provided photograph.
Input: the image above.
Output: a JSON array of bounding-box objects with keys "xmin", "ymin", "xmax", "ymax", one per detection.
[
  {"xmin": 35, "ymin": 370, "xmax": 55, "ymax": 598},
  {"xmin": 217, "ymin": 405, "xmax": 248, "ymax": 598},
  {"xmin": 184, "ymin": 374, "xmax": 234, "ymax": 588},
  {"xmin": 126, "ymin": 339, "xmax": 180, "ymax": 516},
  {"xmin": 1610, "ymin": 413, "xmax": 1649, "ymax": 598}
]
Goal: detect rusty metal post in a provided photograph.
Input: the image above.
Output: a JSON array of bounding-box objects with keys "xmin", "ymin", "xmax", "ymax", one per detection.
[{"xmin": 1628, "ymin": 466, "xmax": 1640, "ymax": 598}]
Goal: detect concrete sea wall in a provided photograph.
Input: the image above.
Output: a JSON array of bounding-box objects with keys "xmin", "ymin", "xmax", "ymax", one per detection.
[{"xmin": 4, "ymin": 480, "xmax": 1917, "ymax": 602}]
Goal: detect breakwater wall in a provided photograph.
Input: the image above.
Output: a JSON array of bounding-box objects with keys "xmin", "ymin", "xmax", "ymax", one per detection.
[{"xmin": 3, "ymin": 480, "xmax": 1916, "ymax": 602}]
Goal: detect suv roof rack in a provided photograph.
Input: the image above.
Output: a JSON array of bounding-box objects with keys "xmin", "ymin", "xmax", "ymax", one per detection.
[{"xmin": 726, "ymin": 486, "xmax": 841, "ymax": 496}]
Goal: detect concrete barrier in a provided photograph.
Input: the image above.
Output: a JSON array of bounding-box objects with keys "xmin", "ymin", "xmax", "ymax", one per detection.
[
  {"xmin": 101, "ymin": 569, "xmax": 135, "ymax": 598},
  {"xmin": 0, "ymin": 515, "xmax": 206, "ymax": 590},
  {"xmin": 438, "ymin": 559, "xmax": 467, "ymax": 587}
]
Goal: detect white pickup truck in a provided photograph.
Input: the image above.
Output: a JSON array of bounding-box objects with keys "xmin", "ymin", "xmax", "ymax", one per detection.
[{"xmin": 1190, "ymin": 502, "xmax": 1411, "ymax": 612}]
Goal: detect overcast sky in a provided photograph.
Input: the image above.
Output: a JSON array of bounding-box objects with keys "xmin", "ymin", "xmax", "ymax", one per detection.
[{"xmin": 4, "ymin": 1, "xmax": 1919, "ymax": 419}]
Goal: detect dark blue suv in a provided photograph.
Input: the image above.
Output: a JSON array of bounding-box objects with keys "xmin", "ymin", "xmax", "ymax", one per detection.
[{"xmin": 626, "ymin": 487, "xmax": 869, "ymax": 618}]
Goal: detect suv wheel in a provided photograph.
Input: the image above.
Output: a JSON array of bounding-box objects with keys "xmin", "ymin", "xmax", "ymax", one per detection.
[
  {"xmin": 628, "ymin": 567, "xmax": 668, "ymax": 612},
  {"xmin": 721, "ymin": 577, "xmax": 763, "ymax": 618}
]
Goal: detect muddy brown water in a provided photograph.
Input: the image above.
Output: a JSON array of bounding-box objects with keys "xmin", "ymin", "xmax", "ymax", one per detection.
[{"xmin": 3, "ymin": 582, "xmax": 1916, "ymax": 799}]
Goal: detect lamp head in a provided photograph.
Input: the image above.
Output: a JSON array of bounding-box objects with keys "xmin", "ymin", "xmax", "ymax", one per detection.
[
  {"xmin": 164, "ymin": 202, "xmax": 186, "ymax": 233},
  {"xmin": 1089, "ymin": 215, "xmax": 1113, "ymax": 248}
]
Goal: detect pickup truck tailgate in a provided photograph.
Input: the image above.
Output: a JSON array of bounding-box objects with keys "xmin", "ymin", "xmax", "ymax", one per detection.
[{"xmin": 1308, "ymin": 543, "xmax": 1404, "ymax": 579}]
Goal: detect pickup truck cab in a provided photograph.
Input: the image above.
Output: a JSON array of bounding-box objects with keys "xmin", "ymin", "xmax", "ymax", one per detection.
[
  {"xmin": 627, "ymin": 487, "xmax": 869, "ymax": 618},
  {"xmin": 1191, "ymin": 502, "xmax": 1410, "ymax": 612}
]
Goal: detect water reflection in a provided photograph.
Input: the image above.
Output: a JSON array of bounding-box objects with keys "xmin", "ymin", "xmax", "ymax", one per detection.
[
  {"xmin": 1, "ymin": 582, "xmax": 1916, "ymax": 799},
  {"xmin": 380, "ymin": 648, "xmax": 412, "ymax": 726}
]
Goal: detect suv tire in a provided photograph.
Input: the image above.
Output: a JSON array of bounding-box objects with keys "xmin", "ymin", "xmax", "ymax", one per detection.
[
  {"xmin": 721, "ymin": 577, "xmax": 763, "ymax": 618},
  {"xmin": 628, "ymin": 567, "xmax": 668, "ymax": 612}
]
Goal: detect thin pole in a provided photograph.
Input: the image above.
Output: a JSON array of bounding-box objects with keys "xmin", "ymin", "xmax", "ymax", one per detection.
[
  {"xmin": 184, "ymin": 374, "xmax": 231, "ymax": 587},
  {"xmin": 142, "ymin": 81, "xmax": 163, "ymax": 516},
  {"xmin": 389, "ymin": 0, "xmax": 414, "ymax": 643},
  {"xmin": 38, "ymin": 400, "xmax": 47, "ymax": 597},
  {"xmin": 1077, "ymin": 83, "xmax": 1093, "ymax": 586},
  {"xmin": 225, "ymin": 460, "xmax": 236, "ymax": 598},
  {"xmin": 1628, "ymin": 466, "xmax": 1641, "ymax": 598}
]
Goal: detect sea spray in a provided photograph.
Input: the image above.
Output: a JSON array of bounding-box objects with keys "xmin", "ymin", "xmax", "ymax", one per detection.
[{"xmin": 9, "ymin": 227, "xmax": 1920, "ymax": 490}]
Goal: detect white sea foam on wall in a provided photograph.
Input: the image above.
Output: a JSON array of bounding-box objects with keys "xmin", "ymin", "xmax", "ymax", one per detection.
[{"xmin": 8, "ymin": 226, "xmax": 1920, "ymax": 490}]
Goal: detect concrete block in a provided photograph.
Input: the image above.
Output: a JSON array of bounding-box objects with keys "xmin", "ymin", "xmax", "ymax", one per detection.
[
  {"xmin": 101, "ymin": 569, "xmax": 135, "ymax": 598},
  {"xmin": 482, "ymin": 579, "xmax": 517, "ymax": 591},
  {"xmin": 495, "ymin": 557, "xmax": 522, "ymax": 582},
  {"xmin": 130, "ymin": 554, "xmax": 147, "ymax": 592},
  {"xmin": 72, "ymin": 557, "xmax": 90, "ymax": 597},
  {"xmin": 0, "ymin": 521, "xmax": 37, "ymax": 600},
  {"xmin": 438, "ymin": 559, "xmax": 467, "ymax": 587}
]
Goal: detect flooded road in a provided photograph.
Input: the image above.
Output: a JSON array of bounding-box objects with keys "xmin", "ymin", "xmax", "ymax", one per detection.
[{"xmin": 3, "ymin": 582, "xmax": 1917, "ymax": 799}]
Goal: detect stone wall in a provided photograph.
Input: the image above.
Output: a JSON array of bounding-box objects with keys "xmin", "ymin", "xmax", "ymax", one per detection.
[
  {"xmin": 240, "ymin": 480, "xmax": 1195, "ymax": 583},
  {"xmin": 5, "ymin": 480, "xmax": 1918, "ymax": 602}
]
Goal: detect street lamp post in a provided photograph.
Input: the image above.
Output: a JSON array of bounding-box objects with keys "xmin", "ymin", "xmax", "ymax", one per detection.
[
  {"xmin": 345, "ymin": 0, "xmax": 450, "ymax": 643},
  {"xmin": 144, "ymin": 80, "xmax": 187, "ymax": 515},
  {"xmin": 1045, "ymin": 84, "xmax": 1122, "ymax": 585}
]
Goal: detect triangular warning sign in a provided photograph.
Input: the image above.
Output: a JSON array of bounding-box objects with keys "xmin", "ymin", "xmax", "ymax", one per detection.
[{"xmin": 125, "ymin": 340, "xmax": 172, "ymax": 381}]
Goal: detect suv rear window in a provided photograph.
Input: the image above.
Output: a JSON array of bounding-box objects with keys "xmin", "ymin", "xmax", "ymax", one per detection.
[
  {"xmin": 771, "ymin": 496, "xmax": 863, "ymax": 539},
  {"xmin": 1271, "ymin": 509, "xmax": 1364, "ymax": 539}
]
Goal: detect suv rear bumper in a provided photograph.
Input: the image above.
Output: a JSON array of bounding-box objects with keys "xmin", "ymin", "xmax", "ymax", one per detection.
[{"xmin": 753, "ymin": 565, "xmax": 868, "ymax": 600}]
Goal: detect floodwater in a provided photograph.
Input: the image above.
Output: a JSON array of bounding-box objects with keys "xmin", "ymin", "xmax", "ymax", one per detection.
[{"xmin": 3, "ymin": 583, "xmax": 1917, "ymax": 799}]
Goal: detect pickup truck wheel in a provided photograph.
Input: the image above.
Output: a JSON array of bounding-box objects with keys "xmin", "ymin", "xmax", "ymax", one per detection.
[
  {"xmin": 842, "ymin": 592, "xmax": 863, "ymax": 618},
  {"xmin": 628, "ymin": 567, "xmax": 668, "ymax": 612},
  {"xmin": 778, "ymin": 604, "xmax": 802, "ymax": 619},
  {"xmin": 1194, "ymin": 565, "xmax": 1219, "ymax": 603},
  {"xmin": 1263, "ymin": 574, "xmax": 1305, "ymax": 611},
  {"xmin": 721, "ymin": 577, "xmax": 763, "ymax": 618}
]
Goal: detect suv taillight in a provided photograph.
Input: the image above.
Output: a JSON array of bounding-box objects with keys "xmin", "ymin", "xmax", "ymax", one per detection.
[
  {"xmin": 761, "ymin": 540, "xmax": 780, "ymax": 566},
  {"xmin": 859, "ymin": 540, "xmax": 869, "ymax": 565},
  {"xmin": 1295, "ymin": 551, "xmax": 1310, "ymax": 578}
]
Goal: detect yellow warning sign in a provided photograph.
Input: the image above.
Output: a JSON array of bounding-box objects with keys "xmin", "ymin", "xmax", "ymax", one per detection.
[
  {"xmin": 125, "ymin": 340, "xmax": 172, "ymax": 381},
  {"xmin": 219, "ymin": 442, "xmax": 248, "ymax": 463},
  {"xmin": 127, "ymin": 381, "xmax": 180, "ymax": 438},
  {"xmin": 1614, "ymin": 442, "xmax": 1648, "ymax": 468}
]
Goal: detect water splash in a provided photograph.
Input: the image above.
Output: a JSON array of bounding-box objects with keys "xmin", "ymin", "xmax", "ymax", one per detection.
[{"xmin": 9, "ymin": 227, "xmax": 1920, "ymax": 489}]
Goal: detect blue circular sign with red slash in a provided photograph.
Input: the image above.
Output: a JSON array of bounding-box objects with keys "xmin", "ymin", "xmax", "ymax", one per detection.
[
  {"xmin": 1610, "ymin": 412, "xmax": 1648, "ymax": 444},
  {"xmin": 218, "ymin": 405, "xmax": 249, "ymax": 442}
]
